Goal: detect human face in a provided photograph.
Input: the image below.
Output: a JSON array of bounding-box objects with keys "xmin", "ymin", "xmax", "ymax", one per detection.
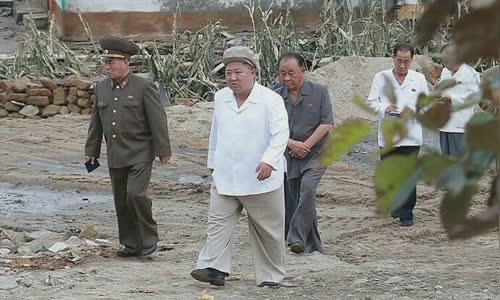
[
  {"xmin": 279, "ymin": 58, "xmax": 305, "ymax": 92},
  {"xmin": 393, "ymin": 50, "xmax": 413, "ymax": 76},
  {"xmin": 225, "ymin": 62, "xmax": 256, "ymax": 95},
  {"xmin": 103, "ymin": 58, "xmax": 129, "ymax": 80},
  {"xmin": 442, "ymin": 45, "xmax": 460, "ymax": 72}
]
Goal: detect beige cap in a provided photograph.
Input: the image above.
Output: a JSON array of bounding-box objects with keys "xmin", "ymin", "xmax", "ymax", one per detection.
[{"xmin": 222, "ymin": 46, "xmax": 260, "ymax": 71}]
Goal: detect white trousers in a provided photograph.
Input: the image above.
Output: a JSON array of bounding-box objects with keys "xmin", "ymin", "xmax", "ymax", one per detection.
[{"xmin": 196, "ymin": 184, "xmax": 286, "ymax": 285}]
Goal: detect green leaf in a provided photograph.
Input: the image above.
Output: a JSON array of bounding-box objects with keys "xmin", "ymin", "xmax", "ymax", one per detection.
[
  {"xmin": 375, "ymin": 155, "xmax": 421, "ymax": 213},
  {"xmin": 382, "ymin": 118, "xmax": 408, "ymax": 147},
  {"xmin": 353, "ymin": 96, "xmax": 377, "ymax": 115},
  {"xmin": 436, "ymin": 163, "xmax": 467, "ymax": 195},
  {"xmin": 416, "ymin": 100, "xmax": 452, "ymax": 130},
  {"xmin": 319, "ymin": 119, "xmax": 371, "ymax": 167},
  {"xmin": 440, "ymin": 185, "xmax": 476, "ymax": 238},
  {"xmin": 433, "ymin": 79, "xmax": 457, "ymax": 93},
  {"xmin": 465, "ymin": 112, "xmax": 500, "ymax": 152},
  {"xmin": 419, "ymin": 153, "xmax": 456, "ymax": 185}
]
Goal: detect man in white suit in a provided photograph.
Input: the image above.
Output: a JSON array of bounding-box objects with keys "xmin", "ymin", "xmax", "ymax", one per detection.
[
  {"xmin": 191, "ymin": 46, "xmax": 289, "ymax": 287},
  {"xmin": 438, "ymin": 43, "xmax": 480, "ymax": 155}
]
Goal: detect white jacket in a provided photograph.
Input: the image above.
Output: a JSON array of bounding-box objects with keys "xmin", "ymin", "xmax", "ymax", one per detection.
[
  {"xmin": 367, "ymin": 69, "xmax": 429, "ymax": 147},
  {"xmin": 208, "ymin": 82, "xmax": 289, "ymax": 196},
  {"xmin": 439, "ymin": 64, "xmax": 480, "ymax": 133}
]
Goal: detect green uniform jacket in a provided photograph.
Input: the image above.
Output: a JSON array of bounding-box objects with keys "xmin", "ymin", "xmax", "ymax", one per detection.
[{"xmin": 84, "ymin": 73, "xmax": 172, "ymax": 168}]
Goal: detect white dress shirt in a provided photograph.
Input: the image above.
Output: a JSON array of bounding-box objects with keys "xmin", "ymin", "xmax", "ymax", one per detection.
[
  {"xmin": 439, "ymin": 64, "xmax": 480, "ymax": 133},
  {"xmin": 208, "ymin": 82, "xmax": 289, "ymax": 196},
  {"xmin": 367, "ymin": 69, "xmax": 429, "ymax": 147}
]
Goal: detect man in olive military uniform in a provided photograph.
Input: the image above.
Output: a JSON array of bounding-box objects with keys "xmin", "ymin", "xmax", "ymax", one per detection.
[{"xmin": 85, "ymin": 36, "xmax": 172, "ymax": 257}]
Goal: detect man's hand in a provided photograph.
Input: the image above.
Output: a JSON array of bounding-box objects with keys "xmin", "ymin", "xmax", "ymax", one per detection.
[
  {"xmin": 439, "ymin": 94, "xmax": 452, "ymax": 104},
  {"xmin": 85, "ymin": 156, "xmax": 96, "ymax": 164},
  {"xmin": 256, "ymin": 162, "xmax": 273, "ymax": 181},
  {"xmin": 385, "ymin": 104, "xmax": 400, "ymax": 114},
  {"xmin": 288, "ymin": 140, "xmax": 310, "ymax": 159},
  {"xmin": 159, "ymin": 155, "xmax": 171, "ymax": 164}
]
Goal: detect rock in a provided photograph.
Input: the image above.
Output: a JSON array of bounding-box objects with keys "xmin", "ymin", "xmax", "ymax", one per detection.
[
  {"xmin": 67, "ymin": 103, "xmax": 81, "ymax": 114},
  {"xmin": 81, "ymin": 108, "xmax": 92, "ymax": 115},
  {"xmin": 84, "ymin": 240, "xmax": 99, "ymax": 247},
  {"xmin": 48, "ymin": 242, "xmax": 68, "ymax": 253},
  {"xmin": 0, "ymin": 276, "xmax": 18, "ymax": 290},
  {"xmin": 0, "ymin": 239, "xmax": 16, "ymax": 248},
  {"xmin": 43, "ymin": 275, "xmax": 64, "ymax": 287},
  {"xmin": 0, "ymin": 80, "xmax": 12, "ymax": 91},
  {"xmin": 318, "ymin": 56, "xmax": 334, "ymax": 68},
  {"xmin": 42, "ymin": 104, "xmax": 61, "ymax": 118},
  {"xmin": 67, "ymin": 94, "xmax": 78, "ymax": 104},
  {"xmin": 8, "ymin": 112, "xmax": 24, "ymax": 118},
  {"xmin": 0, "ymin": 248, "xmax": 10, "ymax": 256},
  {"xmin": 7, "ymin": 93, "xmax": 28, "ymax": 103},
  {"xmin": 0, "ymin": 267, "xmax": 12, "ymax": 276},
  {"xmin": 27, "ymin": 96, "xmax": 50, "ymax": 106},
  {"xmin": 4, "ymin": 102, "xmax": 20, "ymax": 112},
  {"xmin": 52, "ymin": 87, "xmax": 68, "ymax": 105},
  {"xmin": 0, "ymin": 92, "xmax": 8, "ymax": 104},
  {"xmin": 64, "ymin": 76, "xmax": 79, "ymax": 87},
  {"xmin": 23, "ymin": 229, "xmax": 53, "ymax": 242},
  {"xmin": 174, "ymin": 98, "xmax": 196, "ymax": 107},
  {"xmin": 385, "ymin": 276, "xmax": 404, "ymax": 284},
  {"xmin": 40, "ymin": 77, "xmax": 58, "ymax": 90},
  {"xmin": 78, "ymin": 225, "xmax": 97, "ymax": 239},
  {"xmin": 413, "ymin": 55, "xmax": 442, "ymax": 85},
  {"xmin": 27, "ymin": 88, "xmax": 51, "ymax": 97},
  {"xmin": 60, "ymin": 106, "xmax": 69, "ymax": 115},
  {"xmin": 77, "ymin": 98, "xmax": 91, "ymax": 108},
  {"xmin": 19, "ymin": 105, "xmax": 40, "ymax": 117},
  {"xmin": 77, "ymin": 90, "xmax": 91, "ymax": 99},
  {"xmin": 95, "ymin": 239, "xmax": 112, "ymax": 247},
  {"xmin": 69, "ymin": 87, "xmax": 78, "ymax": 96},
  {"xmin": 17, "ymin": 245, "xmax": 34, "ymax": 256},
  {"xmin": 0, "ymin": 108, "xmax": 7, "ymax": 118},
  {"xmin": 12, "ymin": 79, "xmax": 30, "ymax": 93},
  {"xmin": 64, "ymin": 236, "xmax": 83, "ymax": 249},
  {"xmin": 76, "ymin": 79, "xmax": 93, "ymax": 90}
]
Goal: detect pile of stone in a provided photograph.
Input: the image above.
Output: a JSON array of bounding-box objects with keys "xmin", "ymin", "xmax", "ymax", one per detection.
[{"xmin": 0, "ymin": 76, "xmax": 95, "ymax": 119}]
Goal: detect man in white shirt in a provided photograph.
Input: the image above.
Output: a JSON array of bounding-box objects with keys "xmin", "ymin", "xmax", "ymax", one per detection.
[
  {"xmin": 191, "ymin": 46, "xmax": 289, "ymax": 287},
  {"xmin": 367, "ymin": 43, "xmax": 429, "ymax": 226},
  {"xmin": 438, "ymin": 43, "xmax": 480, "ymax": 155}
]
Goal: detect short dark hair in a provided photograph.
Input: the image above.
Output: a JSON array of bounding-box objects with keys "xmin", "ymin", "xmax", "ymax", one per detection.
[
  {"xmin": 278, "ymin": 52, "xmax": 308, "ymax": 69},
  {"xmin": 393, "ymin": 43, "xmax": 415, "ymax": 57}
]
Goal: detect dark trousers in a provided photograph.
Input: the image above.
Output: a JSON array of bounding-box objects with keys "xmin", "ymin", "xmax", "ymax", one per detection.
[
  {"xmin": 380, "ymin": 146, "xmax": 420, "ymax": 222},
  {"xmin": 286, "ymin": 168, "xmax": 326, "ymax": 253},
  {"xmin": 439, "ymin": 131, "xmax": 465, "ymax": 155},
  {"xmin": 109, "ymin": 161, "xmax": 158, "ymax": 251},
  {"xmin": 284, "ymin": 173, "xmax": 293, "ymax": 238}
]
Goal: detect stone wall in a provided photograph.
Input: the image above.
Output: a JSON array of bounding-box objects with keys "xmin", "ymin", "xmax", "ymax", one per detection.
[{"xmin": 0, "ymin": 77, "xmax": 94, "ymax": 119}]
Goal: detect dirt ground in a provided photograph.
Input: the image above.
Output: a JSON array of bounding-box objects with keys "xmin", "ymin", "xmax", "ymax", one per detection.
[{"xmin": 0, "ymin": 109, "xmax": 498, "ymax": 300}]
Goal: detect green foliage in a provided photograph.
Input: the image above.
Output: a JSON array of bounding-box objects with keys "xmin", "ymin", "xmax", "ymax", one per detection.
[{"xmin": 319, "ymin": 119, "xmax": 371, "ymax": 166}]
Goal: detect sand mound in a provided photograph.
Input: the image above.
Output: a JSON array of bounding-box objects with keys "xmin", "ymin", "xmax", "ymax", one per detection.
[{"xmin": 308, "ymin": 56, "xmax": 437, "ymax": 123}]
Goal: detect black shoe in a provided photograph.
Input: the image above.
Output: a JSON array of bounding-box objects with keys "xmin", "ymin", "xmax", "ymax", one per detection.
[
  {"xmin": 290, "ymin": 243, "xmax": 305, "ymax": 254},
  {"xmin": 142, "ymin": 243, "xmax": 157, "ymax": 256},
  {"xmin": 191, "ymin": 268, "xmax": 228, "ymax": 286},
  {"xmin": 401, "ymin": 219, "xmax": 414, "ymax": 227},
  {"xmin": 258, "ymin": 281, "xmax": 280, "ymax": 288},
  {"xmin": 116, "ymin": 247, "xmax": 136, "ymax": 257}
]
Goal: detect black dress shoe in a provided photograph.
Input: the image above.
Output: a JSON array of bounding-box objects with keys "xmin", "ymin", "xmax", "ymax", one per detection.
[
  {"xmin": 258, "ymin": 281, "xmax": 280, "ymax": 288},
  {"xmin": 116, "ymin": 247, "xmax": 136, "ymax": 257},
  {"xmin": 142, "ymin": 243, "xmax": 157, "ymax": 256},
  {"xmin": 401, "ymin": 219, "xmax": 414, "ymax": 227},
  {"xmin": 290, "ymin": 243, "xmax": 305, "ymax": 254},
  {"xmin": 191, "ymin": 268, "xmax": 228, "ymax": 286}
]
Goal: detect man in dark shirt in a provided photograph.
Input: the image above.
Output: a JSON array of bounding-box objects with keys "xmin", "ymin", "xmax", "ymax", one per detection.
[{"xmin": 276, "ymin": 52, "xmax": 334, "ymax": 254}]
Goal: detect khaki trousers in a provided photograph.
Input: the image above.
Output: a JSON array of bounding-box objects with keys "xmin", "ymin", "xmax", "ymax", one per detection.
[
  {"xmin": 197, "ymin": 185, "xmax": 286, "ymax": 285},
  {"xmin": 109, "ymin": 162, "xmax": 158, "ymax": 252}
]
